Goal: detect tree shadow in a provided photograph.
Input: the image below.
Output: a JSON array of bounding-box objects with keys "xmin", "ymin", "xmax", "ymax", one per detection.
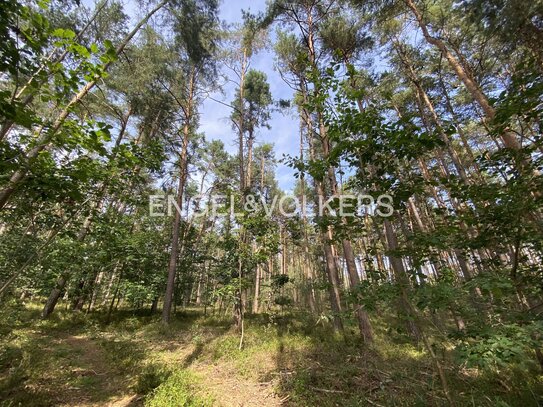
[
  {"xmin": 0, "ymin": 305, "xmax": 227, "ymax": 406},
  {"xmin": 270, "ymin": 313, "xmax": 543, "ymax": 406},
  {"xmin": 0, "ymin": 328, "xmax": 149, "ymax": 406}
]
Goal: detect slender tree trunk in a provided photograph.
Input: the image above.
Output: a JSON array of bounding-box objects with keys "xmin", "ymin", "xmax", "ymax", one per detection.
[
  {"xmin": 404, "ymin": 0, "xmax": 521, "ymax": 152},
  {"xmin": 87, "ymin": 271, "xmax": 104, "ymax": 312},
  {"xmin": 322, "ymin": 230, "xmax": 344, "ymax": 333},
  {"xmin": 252, "ymin": 265, "xmax": 261, "ymax": 314},
  {"xmin": 342, "ymin": 240, "xmax": 374, "ymax": 343},
  {"xmin": 301, "ymin": 102, "xmax": 344, "ymax": 333},
  {"xmin": 383, "ymin": 218, "xmax": 421, "ymax": 340},
  {"xmin": 162, "ymin": 68, "xmax": 194, "ymax": 324},
  {"xmin": 393, "ymin": 40, "xmax": 470, "ymax": 183}
]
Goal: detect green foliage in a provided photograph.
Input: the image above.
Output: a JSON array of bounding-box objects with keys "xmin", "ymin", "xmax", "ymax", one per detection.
[
  {"xmin": 274, "ymin": 295, "xmax": 293, "ymax": 307},
  {"xmin": 146, "ymin": 370, "xmax": 213, "ymax": 407},
  {"xmin": 456, "ymin": 321, "xmax": 543, "ymax": 370},
  {"xmin": 271, "ymin": 273, "xmax": 290, "ymax": 289}
]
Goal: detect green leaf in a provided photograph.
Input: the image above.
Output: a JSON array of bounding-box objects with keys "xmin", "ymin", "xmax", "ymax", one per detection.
[{"xmin": 52, "ymin": 28, "xmax": 76, "ymax": 39}]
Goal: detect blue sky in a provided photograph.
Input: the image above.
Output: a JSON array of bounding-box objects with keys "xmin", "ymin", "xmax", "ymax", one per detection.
[{"xmin": 198, "ymin": 0, "xmax": 299, "ymax": 192}]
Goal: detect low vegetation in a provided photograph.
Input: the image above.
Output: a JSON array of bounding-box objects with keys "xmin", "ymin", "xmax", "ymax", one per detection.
[{"xmin": 0, "ymin": 301, "xmax": 541, "ymax": 406}]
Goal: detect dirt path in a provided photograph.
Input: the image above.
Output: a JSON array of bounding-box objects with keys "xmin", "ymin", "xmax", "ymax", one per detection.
[
  {"xmin": 49, "ymin": 334, "xmax": 285, "ymax": 407},
  {"xmin": 191, "ymin": 363, "xmax": 285, "ymax": 407},
  {"xmin": 51, "ymin": 334, "xmax": 138, "ymax": 407}
]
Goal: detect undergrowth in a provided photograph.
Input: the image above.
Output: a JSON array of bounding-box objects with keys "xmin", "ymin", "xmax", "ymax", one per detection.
[{"xmin": 0, "ymin": 301, "xmax": 541, "ymax": 406}]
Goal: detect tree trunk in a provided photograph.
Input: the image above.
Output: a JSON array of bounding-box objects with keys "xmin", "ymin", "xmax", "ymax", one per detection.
[
  {"xmin": 301, "ymin": 101, "xmax": 344, "ymax": 333},
  {"xmin": 252, "ymin": 264, "xmax": 261, "ymax": 314},
  {"xmin": 383, "ymin": 218, "xmax": 421, "ymax": 340},
  {"xmin": 162, "ymin": 68, "xmax": 194, "ymax": 324},
  {"xmin": 404, "ymin": 0, "xmax": 521, "ymax": 152},
  {"xmin": 342, "ymin": 239, "xmax": 374, "ymax": 343}
]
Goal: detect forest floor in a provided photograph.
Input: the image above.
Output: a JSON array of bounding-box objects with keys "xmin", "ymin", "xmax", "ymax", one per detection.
[{"xmin": 0, "ymin": 301, "xmax": 541, "ymax": 406}]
